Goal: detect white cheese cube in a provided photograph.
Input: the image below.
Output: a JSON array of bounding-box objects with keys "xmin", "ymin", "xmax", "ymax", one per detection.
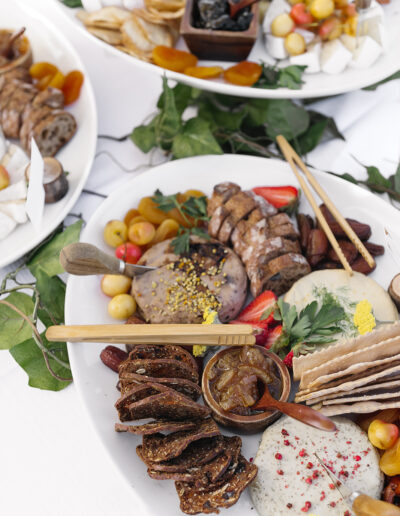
[
  {"xmin": 81, "ymin": 0, "xmax": 103, "ymax": 11},
  {"xmin": 294, "ymin": 28, "xmax": 315, "ymax": 45},
  {"xmin": 349, "ymin": 35, "xmax": 382, "ymax": 69},
  {"xmin": 262, "ymin": 0, "xmax": 291, "ymax": 34},
  {"xmin": 0, "ymin": 200, "xmax": 27, "ymax": 224},
  {"xmin": 340, "ymin": 34, "xmax": 357, "ymax": 53},
  {"xmin": 265, "ymin": 34, "xmax": 288, "ymax": 60},
  {"xmin": 101, "ymin": 0, "xmax": 123, "ymax": 5},
  {"xmin": 290, "ymin": 42, "xmax": 321, "ymax": 74},
  {"xmin": 321, "ymin": 39, "xmax": 352, "ymax": 74},
  {"xmin": 367, "ymin": 19, "xmax": 387, "ymax": 51},
  {"xmin": 0, "ymin": 212, "xmax": 17, "ymax": 240},
  {"xmin": 1, "ymin": 144, "xmax": 29, "ymax": 182}
]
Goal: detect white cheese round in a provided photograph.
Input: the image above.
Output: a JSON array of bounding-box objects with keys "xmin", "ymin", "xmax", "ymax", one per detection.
[{"xmin": 251, "ymin": 416, "xmax": 383, "ymax": 516}]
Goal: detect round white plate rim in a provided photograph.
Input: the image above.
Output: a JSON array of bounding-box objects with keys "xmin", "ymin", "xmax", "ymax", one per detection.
[
  {"xmin": 65, "ymin": 154, "xmax": 400, "ymax": 515},
  {"xmin": 51, "ymin": 0, "xmax": 400, "ymax": 99},
  {"xmin": 0, "ymin": 1, "xmax": 97, "ymax": 268}
]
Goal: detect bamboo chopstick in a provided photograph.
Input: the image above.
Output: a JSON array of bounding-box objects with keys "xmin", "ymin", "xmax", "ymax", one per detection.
[
  {"xmin": 277, "ymin": 135, "xmax": 375, "ymax": 273},
  {"xmin": 46, "ymin": 324, "xmax": 256, "ymax": 347},
  {"xmin": 276, "ymin": 135, "xmax": 353, "ymax": 274}
]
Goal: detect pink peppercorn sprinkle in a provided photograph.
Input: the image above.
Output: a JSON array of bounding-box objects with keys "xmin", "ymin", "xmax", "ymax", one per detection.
[
  {"xmin": 284, "ymin": 440, "xmax": 290, "ymax": 446},
  {"xmin": 299, "ymin": 449, "xmax": 306, "ymax": 457},
  {"xmin": 306, "ymin": 462, "xmax": 313, "ymax": 469},
  {"xmin": 354, "ymin": 455, "xmax": 361, "ymax": 461},
  {"xmin": 275, "ymin": 453, "xmax": 282, "ymax": 460},
  {"xmin": 277, "ymin": 469, "xmax": 284, "ymax": 475},
  {"xmin": 282, "ymin": 429, "xmax": 289, "ymax": 436},
  {"xmin": 301, "ymin": 501, "xmax": 311, "ymax": 512}
]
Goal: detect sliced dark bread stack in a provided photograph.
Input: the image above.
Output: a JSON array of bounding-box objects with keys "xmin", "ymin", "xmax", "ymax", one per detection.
[
  {"xmin": 114, "ymin": 344, "xmax": 257, "ymax": 514},
  {"xmin": 0, "ymin": 67, "xmax": 76, "ymax": 156},
  {"xmin": 208, "ymin": 182, "xmax": 310, "ymax": 297}
]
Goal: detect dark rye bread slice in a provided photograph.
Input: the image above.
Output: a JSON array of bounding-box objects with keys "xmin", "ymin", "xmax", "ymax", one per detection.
[
  {"xmin": 147, "ymin": 436, "xmax": 242, "ymax": 485},
  {"xmin": 126, "ymin": 344, "xmax": 198, "ymax": 374},
  {"xmin": 138, "ymin": 436, "xmax": 225, "ymax": 473},
  {"xmin": 119, "ymin": 358, "xmax": 199, "ymax": 384},
  {"xmin": 119, "ymin": 373, "xmax": 201, "ymax": 401},
  {"xmin": 31, "ymin": 110, "xmax": 77, "ymax": 156},
  {"xmin": 115, "ymin": 383, "xmax": 162, "ymax": 411},
  {"xmin": 115, "ymin": 420, "xmax": 197, "ymax": 435},
  {"xmin": 140, "ymin": 418, "xmax": 220, "ymax": 463},
  {"xmin": 175, "ymin": 455, "xmax": 258, "ymax": 514},
  {"xmin": 123, "ymin": 390, "xmax": 211, "ymax": 422}
]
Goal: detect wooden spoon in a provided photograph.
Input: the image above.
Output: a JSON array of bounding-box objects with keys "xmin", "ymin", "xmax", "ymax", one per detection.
[
  {"xmin": 228, "ymin": 0, "xmax": 261, "ymax": 18},
  {"xmin": 0, "ymin": 27, "xmax": 26, "ymax": 59},
  {"xmin": 252, "ymin": 386, "xmax": 337, "ymax": 432}
]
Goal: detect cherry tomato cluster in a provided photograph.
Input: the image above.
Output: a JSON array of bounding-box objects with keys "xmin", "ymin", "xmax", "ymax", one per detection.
[
  {"xmin": 101, "ymin": 189, "xmax": 206, "ymax": 320},
  {"xmin": 29, "ymin": 62, "xmax": 84, "ymax": 105},
  {"xmin": 271, "ymin": 0, "xmax": 358, "ymax": 56}
]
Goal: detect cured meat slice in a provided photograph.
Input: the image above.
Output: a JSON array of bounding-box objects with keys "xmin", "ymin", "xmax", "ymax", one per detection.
[
  {"xmin": 127, "ymin": 344, "xmax": 198, "ymax": 373},
  {"xmin": 20, "ymin": 105, "xmax": 52, "ymax": 150},
  {"xmin": 138, "ymin": 436, "xmax": 225, "ymax": 473},
  {"xmin": 2, "ymin": 83, "xmax": 36, "ymax": 138},
  {"xmin": 175, "ymin": 455, "xmax": 258, "ymax": 514},
  {"xmin": 217, "ymin": 191, "xmax": 258, "ymax": 243},
  {"xmin": 124, "ymin": 389, "xmax": 211, "ymax": 422},
  {"xmin": 30, "ymin": 110, "xmax": 77, "ymax": 156},
  {"xmin": 207, "ymin": 182, "xmax": 241, "ymax": 217},
  {"xmin": 139, "ymin": 419, "xmax": 220, "ymax": 463},
  {"xmin": 119, "ymin": 373, "xmax": 201, "ymax": 401},
  {"xmin": 32, "ymin": 87, "xmax": 64, "ymax": 109},
  {"xmin": 114, "ymin": 420, "xmax": 197, "ymax": 435},
  {"xmin": 119, "ymin": 358, "xmax": 199, "ymax": 384},
  {"xmin": 146, "ymin": 436, "xmax": 241, "ymax": 485}
]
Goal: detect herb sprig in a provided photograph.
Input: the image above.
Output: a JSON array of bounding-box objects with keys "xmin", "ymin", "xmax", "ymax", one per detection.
[
  {"xmin": 254, "ymin": 64, "xmax": 306, "ymax": 90},
  {"xmin": 151, "ymin": 190, "xmax": 210, "ymax": 254},
  {"xmin": 263, "ymin": 298, "xmax": 345, "ymax": 357}
]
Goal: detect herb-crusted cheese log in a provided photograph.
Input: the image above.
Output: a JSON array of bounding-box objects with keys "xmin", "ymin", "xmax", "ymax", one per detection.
[{"xmin": 250, "ymin": 416, "xmax": 383, "ymax": 516}]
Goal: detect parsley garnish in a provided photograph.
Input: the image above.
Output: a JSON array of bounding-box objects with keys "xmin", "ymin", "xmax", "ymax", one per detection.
[
  {"xmin": 264, "ymin": 298, "xmax": 345, "ymax": 357},
  {"xmin": 151, "ymin": 190, "xmax": 210, "ymax": 254},
  {"xmin": 254, "ymin": 64, "xmax": 307, "ymax": 90}
]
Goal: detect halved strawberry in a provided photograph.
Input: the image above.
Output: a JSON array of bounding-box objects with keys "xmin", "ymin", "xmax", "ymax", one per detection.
[
  {"xmin": 237, "ymin": 290, "xmax": 277, "ymax": 324},
  {"xmin": 253, "ymin": 186, "xmax": 299, "ymax": 214},
  {"xmin": 264, "ymin": 324, "xmax": 283, "ymax": 349},
  {"xmin": 283, "ymin": 350, "xmax": 294, "ymax": 368},
  {"xmin": 230, "ymin": 319, "xmax": 268, "ymax": 345}
]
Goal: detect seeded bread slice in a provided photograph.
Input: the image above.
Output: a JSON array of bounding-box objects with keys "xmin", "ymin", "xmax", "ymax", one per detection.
[{"xmin": 30, "ymin": 110, "xmax": 77, "ymax": 156}]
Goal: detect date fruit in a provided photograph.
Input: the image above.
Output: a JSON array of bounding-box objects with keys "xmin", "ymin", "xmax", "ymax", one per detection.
[
  {"xmin": 100, "ymin": 345, "xmax": 128, "ymax": 372},
  {"xmin": 365, "ymin": 241, "xmax": 385, "ymax": 256},
  {"xmin": 319, "ymin": 204, "xmax": 371, "ymax": 240},
  {"xmin": 351, "ymin": 255, "xmax": 376, "ymax": 274},
  {"xmin": 327, "ymin": 240, "xmax": 358, "ymax": 264},
  {"xmin": 306, "ymin": 229, "xmax": 328, "ymax": 266},
  {"xmin": 297, "ymin": 213, "xmax": 314, "ymax": 251}
]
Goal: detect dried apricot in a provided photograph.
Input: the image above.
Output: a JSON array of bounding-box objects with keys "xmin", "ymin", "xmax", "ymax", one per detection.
[
  {"xmin": 223, "ymin": 61, "xmax": 262, "ymax": 86},
  {"xmin": 62, "ymin": 70, "xmax": 84, "ymax": 105},
  {"xmin": 183, "ymin": 66, "xmax": 223, "ymax": 79},
  {"xmin": 48, "ymin": 70, "xmax": 65, "ymax": 90},
  {"xmin": 152, "ymin": 46, "xmax": 197, "ymax": 73},
  {"xmin": 29, "ymin": 62, "xmax": 58, "ymax": 79},
  {"xmin": 182, "ymin": 189, "xmax": 207, "ymax": 200},
  {"xmin": 36, "ymin": 74, "xmax": 54, "ymax": 91},
  {"xmin": 152, "ymin": 219, "xmax": 180, "ymax": 245},
  {"xmin": 123, "ymin": 209, "xmax": 140, "ymax": 226},
  {"xmin": 138, "ymin": 197, "xmax": 169, "ymax": 225}
]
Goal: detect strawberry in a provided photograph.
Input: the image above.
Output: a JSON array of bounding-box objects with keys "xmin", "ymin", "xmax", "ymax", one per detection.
[
  {"xmin": 253, "ymin": 186, "xmax": 299, "ymax": 214},
  {"xmin": 264, "ymin": 324, "xmax": 283, "ymax": 349},
  {"xmin": 237, "ymin": 290, "xmax": 277, "ymax": 324},
  {"xmin": 230, "ymin": 319, "xmax": 268, "ymax": 345},
  {"xmin": 283, "ymin": 350, "xmax": 294, "ymax": 368}
]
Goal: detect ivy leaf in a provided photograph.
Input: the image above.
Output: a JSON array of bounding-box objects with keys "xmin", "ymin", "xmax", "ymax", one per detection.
[
  {"xmin": 28, "ymin": 220, "xmax": 83, "ymax": 278},
  {"xmin": 172, "ymin": 118, "xmax": 223, "ymax": 159},
  {"xmin": 244, "ymin": 99, "xmax": 270, "ymax": 127},
  {"xmin": 266, "ymin": 100, "xmax": 310, "ymax": 141},
  {"xmin": 394, "ymin": 161, "xmax": 400, "ymax": 194},
  {"xmin": 0, "ymin": 292, "xmax": 34, "ymax": 350},
  {"xmin": 9, "ymin": 333, "xmax": 71, "ymax": 391},
  {"xmin": 61, "ymin": 0, "xmax": 82, "ymax": 6},
  {"xmin": 35, "ymin": 270, "xmax": 66, "ymax": 325},
  {"xmin": 364, "ymin": 165, "xmax": 391, "ymax": 193},
  {"xmin": 130, "ymin": 115, "xmax": 159, "ymax": 153},
  {"xmin": 363, "ymin": 70, "xmax": 400, "ymax": 91},
  {"xmin": 155, "ymin": 76, "xmax": 182, "ymax": 150},
  {"xmin": 297, "ymin": 120, "xmax": 328, "ymax": 154},
  {"xmin": 157, "ymin": 82, "xmax": 193, "ymax": 116},
  {"xmin": 213, "ymin": 108, "xmax": 247, "ymax": 132}
]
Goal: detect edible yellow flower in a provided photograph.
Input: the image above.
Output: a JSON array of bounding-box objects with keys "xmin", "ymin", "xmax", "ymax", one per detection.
[
  {"xmin": 193, "ymin": 309, "xmax": 218, "ymax": 357},
  {"xmin": 354, "ymin": 300, "xmax": 376, "ymax": 335}
]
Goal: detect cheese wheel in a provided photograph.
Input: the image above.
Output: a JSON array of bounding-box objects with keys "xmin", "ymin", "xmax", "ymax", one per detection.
[{"xmin": 251, "ymin": 416, "xmax": 383, "ymax": 516}]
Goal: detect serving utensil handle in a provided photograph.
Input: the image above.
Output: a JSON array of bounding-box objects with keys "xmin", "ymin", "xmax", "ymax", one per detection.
[
  {"xmin": 60, "ymin": 242, "xmax": 127, "ymax": 276},
  {"xmin": 353, "ymin": 494, "xmax": 400, "ymax": 516},
  {"xmin": 258, "ymin": 398, "xmax": 337, "ymax": 432}
]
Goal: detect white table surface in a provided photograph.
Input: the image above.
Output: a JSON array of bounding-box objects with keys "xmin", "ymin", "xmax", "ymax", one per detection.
[{"xmin": 1, "ymin": 1, "xmax": 400, "ymax": 515}]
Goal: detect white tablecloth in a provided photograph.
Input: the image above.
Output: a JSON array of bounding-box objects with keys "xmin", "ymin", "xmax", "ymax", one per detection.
[{"xmin": 1, "ymin": 1, "xmax": 400, "ymax": 514}]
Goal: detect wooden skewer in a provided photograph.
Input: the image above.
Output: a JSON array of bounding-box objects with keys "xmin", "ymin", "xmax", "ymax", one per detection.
[
  {"xmin": 277, "ymin": 135, "xmax": 375, "ymax": 273},
  {"xmin": 46, "ymin": 324, "xmax": 256, "ymax": 347}
]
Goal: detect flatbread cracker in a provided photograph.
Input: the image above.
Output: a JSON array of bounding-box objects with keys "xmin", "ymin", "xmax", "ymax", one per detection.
[
  {"xmin": 307, "ymin": 351, "xmax": 400, "ymax": 390},
  {"xmin": 293, "ymin": 322, "xmax": 400, "ymax": 381},
  {"xmin": 322, "ymin": 389, "xmax": 400, "ymax": 405},
  {"xmin": 305, "ymin": 376, "xmax": 400, "ymax": 405},
  {"xmin": 295, "ymin": 361, "xmax": 400, "ymax": 402},
  {"xmin": 319, "ymin": 400, "xmax": 400, "ymax": 416},
  {"xmin": 300, "ymin": 335, "xmax": 400, "ymax": 390}
]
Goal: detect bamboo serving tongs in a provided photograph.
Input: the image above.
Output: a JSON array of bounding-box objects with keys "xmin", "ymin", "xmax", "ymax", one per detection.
[{"xmin": 276, "ymin": 135, "xmax": 375, "ymax": 275}]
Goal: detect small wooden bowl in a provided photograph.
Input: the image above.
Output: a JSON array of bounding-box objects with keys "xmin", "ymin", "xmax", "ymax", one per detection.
[
  {"xmin": 0, "ymin": 30, "xmax": 33, "ymax": 75},
  {"xmin": 180, "ymin": 0, "xmax": 259, "ymax": 62},
  {"xmin": 202, "ymin": 346, "xmax": 291, "ymax": 433}
]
